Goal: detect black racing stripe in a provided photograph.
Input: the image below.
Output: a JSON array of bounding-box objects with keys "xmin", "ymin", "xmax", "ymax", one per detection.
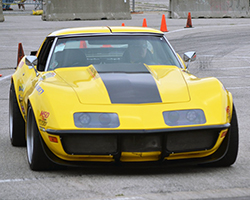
[{"xmin": 95, "ymin": 64, "xmax": 162, "ymax": 104}]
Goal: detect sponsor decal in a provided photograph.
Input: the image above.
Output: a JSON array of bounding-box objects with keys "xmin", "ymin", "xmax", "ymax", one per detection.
[
  {"xmin": 39, "ymin": 111, "xmax": 50, "ymax": 126},
  {"xmin": 18, "ymin": 84, "xmax": 24, "ymax": 102},
  {"xmin": 35, "ymin": 84, "xmax": 44, "ymax": 95},
  {"xmin": 19, "ymin": 84, "xmax": 24, "ymax": 92},
  {"xmin": 39, "ymin": 72, "xmax": 56, "ymax": 81},
  {"xmin": 87, "ymin": 66, "xmax": 99, "ymax": 79},
  {"xmin": 40, "ymin": 111, "xmax": 50, "ymax": 120},
  {"xmin": 21, "ymin": 105, "xmax": 25, "ymax": 114},
  {"xmin": 18, "ymin": 61, "xmax": 24, "ymax": 69},
  {"xmin": 38, "ymin": 119, "xmax": 47, "ymax": 127},
  {"xmin": 18, "ymin": 94, "xmax": 23, "ymax": 102}
]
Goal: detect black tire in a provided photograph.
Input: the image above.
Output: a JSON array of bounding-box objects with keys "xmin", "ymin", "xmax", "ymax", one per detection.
[
  {"xmin": 204, "ymin": 104, "xmax": 239, "ymax": 167},
  {"xmin": 9, "ymin": 82, "xmax": 26, "ymax": 146},
  {"xmin": 26, "ymin": 105, "xmax": 56, "ymax": 171}
]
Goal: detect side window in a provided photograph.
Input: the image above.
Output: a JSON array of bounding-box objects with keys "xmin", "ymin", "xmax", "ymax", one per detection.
[{"xmin": 37, "ymin": 37, "xmax": 55, "ymax": 71}]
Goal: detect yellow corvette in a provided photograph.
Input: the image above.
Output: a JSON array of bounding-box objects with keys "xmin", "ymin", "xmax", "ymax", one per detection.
[{"xmin": 9, "ymin": 26, "xmax": 238, "ymax": 170}]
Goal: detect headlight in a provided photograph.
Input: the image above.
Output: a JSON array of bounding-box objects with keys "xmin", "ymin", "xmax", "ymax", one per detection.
[
  {"xmin": 74, "ymin": 112, "xmax": 120, "ymax": 128},
  {"xmin": 163, "ymin": 109, "xmax": 206, "ymax": 126}
]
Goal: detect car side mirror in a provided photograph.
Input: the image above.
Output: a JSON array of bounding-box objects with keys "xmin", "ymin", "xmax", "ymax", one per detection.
[
  {"xmin": 183, "ymin": 51, "xmax": 196, "ymax": 69},
  {"xmin": 177, "ymin": 53, "xmax": 187, "ymax": 69},
  {"xmin": 25, "ymin": 56, "xmax": 39, "ymax": 76}
]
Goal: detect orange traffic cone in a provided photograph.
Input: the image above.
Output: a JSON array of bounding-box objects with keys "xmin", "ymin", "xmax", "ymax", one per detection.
[
  {"xmin": 160, "ymin": 14, "xmax": 168, "ymax": 32},
  {"xmin": 17, "ymin": 43, "xmax": 25, "ymax": 66},
  {"xmin": 0, "ymin": 74, "xmax": 2, "ymax": 77},
  {"xmin": 142, "ymin": 18, "xmax": 147, "ymax": 27},
  {"xmin": 122, "ymin": 23, "xmax": 125, "ymax": 26},
  {"xmin": 80, "ymin": 40, "xmax": 87, "ymax": 48},
  {"xmin": 185, "ymin": 12, "xmax": 193, "ymax": 28}
]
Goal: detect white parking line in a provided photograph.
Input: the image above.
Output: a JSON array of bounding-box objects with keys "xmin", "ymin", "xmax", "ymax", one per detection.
[
  {"xmin": 227, "ymin": 86, "xmax": 250, "ymax": 90},
  {"xmin": 216, "ymin": 75, "xmax": 250, "ymax": 79},
  {"xmin": 0, "ymin": 74, "xmax": 12, "ymax": 82},
  {"xmin": 167, "ymin": 23, "xmax": 250, "ymax": 35},
  {"xmin": 0, "ymin": 178, "xmax": 28, "ymax": 183},
  {"xmin": 102, "ymin": 197, "xmax": 144, "ymax": 200},
  {"xmin": 211, "ymin": 66, "xmax": 250, "ymax": 70}
]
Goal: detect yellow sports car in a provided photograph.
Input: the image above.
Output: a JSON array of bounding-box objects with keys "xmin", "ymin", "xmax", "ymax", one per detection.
[{"xmin": 9, "ymin": 26, "xmax": 238, "ymax": 171}]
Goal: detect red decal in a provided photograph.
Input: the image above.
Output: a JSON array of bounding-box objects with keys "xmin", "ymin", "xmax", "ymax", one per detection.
[{"xmin": 40, "ymin": 111, "xmax": 50, "ymax": 120}]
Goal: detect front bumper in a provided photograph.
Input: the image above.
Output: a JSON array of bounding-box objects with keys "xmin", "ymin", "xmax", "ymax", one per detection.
[{"xmin": 42, "ymin": 124, "xmax": 230, "ymax": 167}]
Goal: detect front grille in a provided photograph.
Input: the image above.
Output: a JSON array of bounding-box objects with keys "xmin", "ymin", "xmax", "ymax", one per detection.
[
  {"xmin": 121, "ymin": 134, "xmax": 162, "ymax": 152},
  {"xmin": 60, "ymin": 129, "xmax": 220, "ymax": 155},
  {"xmin": 166, "ymin": 129, "xmax": 219, "ymax": 153},
  {"xmin": 61, "ymin": 135, "xmax": 117, "ymax": 155}
]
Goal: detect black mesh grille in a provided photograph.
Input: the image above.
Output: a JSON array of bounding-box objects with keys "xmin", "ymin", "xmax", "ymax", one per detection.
[
  {"xmin": 166, "ymin": 129, "xmax": 219, "ymax": 153},
  {"xmin": 61, "ymin": 135, "xmax": 117, "ymax": 155},
  {"xmin": 60, "ymin": 129, "xmax": 220, "ymax": 155},
  {"xmin": 121, "ymin": 134, "xmax": 162, "ymax": 152}
]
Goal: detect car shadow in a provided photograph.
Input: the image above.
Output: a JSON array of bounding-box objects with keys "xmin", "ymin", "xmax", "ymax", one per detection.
[{"xmin": 50, "ymin": 163, "xmax": 235, "ymax": 176}]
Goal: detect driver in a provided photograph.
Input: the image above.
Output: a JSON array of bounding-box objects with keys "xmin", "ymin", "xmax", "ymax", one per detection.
[{"xmin": 127, "ymin": 40, "xmax": 151, "ymax": 63}]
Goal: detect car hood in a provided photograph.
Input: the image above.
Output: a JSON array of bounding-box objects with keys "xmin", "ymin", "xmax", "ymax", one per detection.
[{"xmin": 55, "ymin": 64, "xmax": 190, "ymax": 105}]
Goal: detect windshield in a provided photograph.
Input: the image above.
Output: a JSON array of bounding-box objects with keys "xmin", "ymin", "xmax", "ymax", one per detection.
[{"xmin": 47, "ymin": 35, "xmax": 182, "ymax": 71}]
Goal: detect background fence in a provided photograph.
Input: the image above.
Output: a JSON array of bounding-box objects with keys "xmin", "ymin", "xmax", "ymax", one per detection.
[{"xmin": 2, "ymin": 0, "xmax": 43, "ymax": 10}]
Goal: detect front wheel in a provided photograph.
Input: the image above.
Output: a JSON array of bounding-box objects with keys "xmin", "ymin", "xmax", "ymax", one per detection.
[
  {"xmin": 203, "ymin": 104, "xmax": 239, "ymax": 167},
  {"xmin": 26, "ymin": 105, "xmax": 56, "ymax": 171},
  {"xmin": 9, "ymin": 82, "xmax": 26, "ymax": 146}
]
